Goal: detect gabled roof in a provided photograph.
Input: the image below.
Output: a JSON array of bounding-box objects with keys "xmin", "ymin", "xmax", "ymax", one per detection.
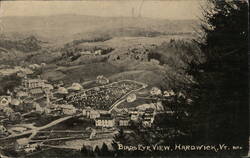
[
  {"xmin": 145, "ymin": 108, "xmax": 154, "ymax": 112},
  {"xmin": 96, "ymin": 117, "xmax": 114, "ymax": 121},
  {"xmin": 142, "ymin": 114, "xmax": 154, "ymax": 119},
  {"xmin": 96, "ymin": 114, "xmax": 114, "ymax": 120},
  {"xmin": 10, "ymin": 99, "xmax": 21, "ymax": 106},
  {"xmin": 57, "ymin": 87, "xmax": 68, "ymax": 94},
  {"xmin": 119, "ymin": 117, "xmax": 130, "ymax": 121},
  {"xmin": 24, "ymin": 79, "xmax": 44, "ymax": 83},
  {"xmin": 16, "ymin": 91, "xmax": 28, "ymax": 97},
  {"xmin": 116, "ymin": 113, "xmax": 130, "ymax": 119},
  {"xmin": 16, "ymin": 138, "xmax": 29, "ymax": 145},
  {"xmin": 0, "ymin": 96, "xmax": 11, "ymax": 100},
  {"xmin": 143, "ymin": 118, "xmax": 152, "ymax": 121}
]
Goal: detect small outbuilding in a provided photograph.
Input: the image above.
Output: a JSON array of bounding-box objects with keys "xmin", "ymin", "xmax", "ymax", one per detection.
[{"xmin": 15, "ymin": 138, "xmax": 29, "ymax": 151}]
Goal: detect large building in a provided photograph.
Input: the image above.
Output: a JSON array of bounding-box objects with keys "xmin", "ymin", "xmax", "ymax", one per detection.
[
  {"xmin": 22, "ymin": 79, "xmax": 45, "ymax": 89},
  {"xmin": 60, "ymin": 104, "xmax": 76, "ymax": 115},
  {"xmin": 95, "ymin": 114, "xmax": 115, "ymax": 128},
  {"xmin": 29, "ymin": 88, "xmax": 44, "ymax": 97},
  {"xmin": 84, "ymin": 107, "xmax": 101, "ymax": 119}
]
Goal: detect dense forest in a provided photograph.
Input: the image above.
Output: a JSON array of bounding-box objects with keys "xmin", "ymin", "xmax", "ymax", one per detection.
[{"xmin": 188, "ymin": 0, "xmax": 248, "ymax": 151}]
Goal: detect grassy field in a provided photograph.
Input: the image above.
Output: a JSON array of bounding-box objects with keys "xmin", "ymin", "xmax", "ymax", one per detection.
[
  {"xmin": 41, "ymin": 62, "xmax": 123, "ymax": 84},
  {"xmin": 0, "ymin": 15, "xmax": 197, "ymax": 93}
]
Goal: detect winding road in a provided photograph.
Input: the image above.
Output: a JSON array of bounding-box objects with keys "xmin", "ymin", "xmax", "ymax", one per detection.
[{"xmin": 0, "ymin": 114, "xmax": 81, "ymax": 140}]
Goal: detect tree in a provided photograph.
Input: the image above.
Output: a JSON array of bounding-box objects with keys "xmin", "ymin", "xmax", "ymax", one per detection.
[
  {"xmin": 0, "ymin": 74, "xmax": 22, "ymax": 95},
  {"xmin": 113, "ymin": 129, "xmax": 127, "ymax": 145},
  {"xmin": 110, "ymin": 129, "xmax": 128, "ymax": 157},
  {"xmin": 94, "ymin": 146, "xmax": 101, "ymax": 157},
  {"xmin": 80, "ymin": 144, "xmax": 89, "ymax": 156},
  {"xmin": 188, "ymin": 0, "xmax": 248, "ymax": 155},
  {"xmin": 100, "ymin": 143, "xmax": 111, "ymax": 157}
]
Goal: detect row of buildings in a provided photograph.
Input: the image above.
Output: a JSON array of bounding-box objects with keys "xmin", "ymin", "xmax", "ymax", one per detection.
[
  {"xmin": 1, "ymin": 75, "xmax": 158, "ymax": 131},
  {"xmin": 82, "ymin": 107, "xmax": 156, "ymax": 128}
]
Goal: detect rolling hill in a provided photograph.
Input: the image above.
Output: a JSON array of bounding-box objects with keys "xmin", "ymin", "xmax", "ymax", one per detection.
[
  {"xmin": 0, "ymin": 14, "xmax": 198, "ymax": 45},
  {"xmin": 0, "ymin": 14, "xmax": 199, "ymax": 90}
]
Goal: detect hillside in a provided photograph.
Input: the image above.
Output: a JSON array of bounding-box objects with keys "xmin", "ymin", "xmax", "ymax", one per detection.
[
  {"xmin": 0, "ymin": 15, "xmax": 199, "ymax": 90},
  {"xmin": 0, "ymin": 35, "xmax": 42, "ymax": 52}
]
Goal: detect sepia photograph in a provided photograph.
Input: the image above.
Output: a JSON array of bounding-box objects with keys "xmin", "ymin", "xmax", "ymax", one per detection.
[{"xmin": 0, "ymin": 0, "xmax": 249, "ymax": 157}]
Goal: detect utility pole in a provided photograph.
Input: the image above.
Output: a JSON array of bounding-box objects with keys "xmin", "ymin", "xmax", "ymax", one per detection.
[
  {"xmin": 132, "ymin": 7, "xmax": 135, "ymax": 18},
  {"xmin": 138, "ymin": 0, "xmax": 145, "ymax": 18}
]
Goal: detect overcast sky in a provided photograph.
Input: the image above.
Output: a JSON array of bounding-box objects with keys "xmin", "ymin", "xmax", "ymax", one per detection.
[{"xmin": 0, "ymin": 0, "xmax": 205, "ymax": 20}]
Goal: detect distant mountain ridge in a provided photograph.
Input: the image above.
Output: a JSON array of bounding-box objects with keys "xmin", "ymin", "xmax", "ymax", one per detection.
[{"xmin": 0, "ymin": 14, "xmax": 198, "ymax": 45}]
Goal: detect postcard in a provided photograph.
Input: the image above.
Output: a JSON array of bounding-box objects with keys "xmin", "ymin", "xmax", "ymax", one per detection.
[{"xmin": 0, "ymin": 0, "xmax": 248, "ymax": 157}]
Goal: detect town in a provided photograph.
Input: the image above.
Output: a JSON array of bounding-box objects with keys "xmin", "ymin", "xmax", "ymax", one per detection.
[{"xmin": 0, "ymin": 64, "xmax": 176, "ymax": 157}]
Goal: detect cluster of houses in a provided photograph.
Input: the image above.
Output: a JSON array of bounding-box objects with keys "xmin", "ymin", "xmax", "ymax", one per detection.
[
  {"xmin": 21, "ymin": 77, "xmax": 54, "ymax": 95},
  {"xmin": 79, "ymin": 49, "xmax": 102, "ymax": 56},
  {"xmin": 0, "ymin": 76, "xmax": 161, "ymax": 129},
  {"xmin": 0, "ymin": 72, "xmax": 166, "ymax": 144},
  {"xmin": 0, "ymin": 66, "xmax": 33, "ymax": 76},
  {"xmin": 0, "ymin": 76, "xmax": 75, "ymax": 117},
  {"xmin": 14, "ymin": 138, "xmax": 39, "ymax": 153},
  {"xmin": 82, "ymin": 106, "xmax": 156, "ymax": 128},
  {"xmin": 0, "ymin": 63, "xmax": 48, "ymax": 77},
  {"xmin": 0, "ymin": 95, "xmax": 23, "ymax": 122},
  {"xmin": 96, "ymin": 75, "xmax": 109, "ymax": 85}
]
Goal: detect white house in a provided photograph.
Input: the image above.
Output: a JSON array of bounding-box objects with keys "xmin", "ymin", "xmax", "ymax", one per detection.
[
  {"xmin": 16, "ymin": 91, "xmax": 29, "ymax": 99},
  {"xmin": 118, "ymin": 117, "xmax": 130, "ymax": 127},
  {"xmin": 142, "ymin": 118, "xmax": 152, "ymax": 128},
  {"xmin": 126, "ymin": 93, "xmax": 137, "ymax": 103},
  {"xmin": 2, "ymin": 107, "xmax": 14, "ymax": 117},
  {"xmin": 15, "ymin": 138, "xmax": 29, "ymax": 151},
  {"xmin": 142, "ymin": 108, "xmax": 155, "ymax": 128},
  {"xmin": 60, "ymin": 104, "xmax": 76, "ymax": 115},
  {"xmin": 96, "ymin": 75, "xmax": 109, "ymax": 85},
  {"xmin": 150, "ymin": 87, "xmax": 162, "ymax": 96},
  {"xmin": 68, "ymin": 83, "xmax": 82, "ymax": 91},
  {"xmin": 0, "ymin": 125, "xmax": 8, "ymax": 136},
  {"xmin": 94, "ymin": 50, "xmax": 102, "ymax": 55},
  {"xmin": 86, "ymin": 108, "xmax": 100, "ymax": 119},
  {"xmin": 163, "ymin": 90, "xmax": 175, "ymax": 97},
  {"xmin": 95, "ymin": 114, "xmax": 115, "ymax": 128},
  {"xmin": 57, "ymin": 87, "xmax": 68, "ymax": 94},
  {"xmin": 0, "ymin": 96, "xmax": 11, "ymax": 108},
  {"xmin": 22, "ymin": 79, "xmax": 45, "ymax": 89},
  {"xmin": 130, "ymin": 110, "xmax": 139, "ymax": 121},
  {"xmin": 34, "ymin": 102, "xmax": 50, "ymax": 114}
]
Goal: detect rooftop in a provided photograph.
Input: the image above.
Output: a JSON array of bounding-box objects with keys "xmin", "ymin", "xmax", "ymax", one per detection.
[
  {"xmin": 30, "ymin": 88, "xmax": 44, "ymax": 94},
  {"xmin": 96, "ymin": 114, "xmax": 114, "ymax": 120},
  {"xmin": 23, "ymin": 79, "xmax": 44, "ymax": 82},
  {"xmin": 16, "ymin": 138, "xmax": 29, "ymax": 145},
  {"xmin": 145, "ymin": 108, "xmax": 155, "ymax": 112},
  {"xmin": 143, "ymin": 118, "xmax": 152, "ymax": 121}
]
